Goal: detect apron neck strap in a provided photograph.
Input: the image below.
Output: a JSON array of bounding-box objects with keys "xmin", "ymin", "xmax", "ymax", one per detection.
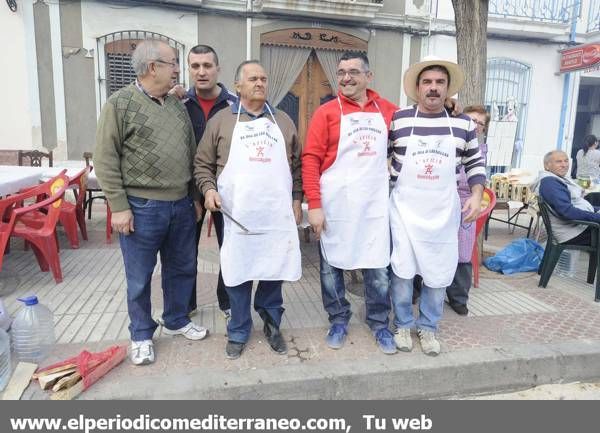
[
  {"xmin": 337, "ymin": 96, "xmax": 382, "ymax": 117},
  {"xmin": 235, "ymin": 102, "xmax": 279, "ymax": 128},
  {"xmin": 265, "ymin": 103, "xmax": 279, "ymax": 128},
  {"xmin": 410, "ymin": 107, "xmax": 455, "ymax": 138}
]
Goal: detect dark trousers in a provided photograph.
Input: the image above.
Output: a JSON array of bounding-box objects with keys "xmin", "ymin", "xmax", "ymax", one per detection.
[
  {"xmin": 446, "ymin": 263, "xmax": 473, "ymax": 306},
  {"xmin": 565, "ymin": 227, "xmax": 593, "ymax": 246},
  {"xmin": 225, "ymin": 280, "xmax": 284, "ymax": 344},
  {"xmin": 189, "ymin": 210, "xmax": 229, "ymax": 313}
]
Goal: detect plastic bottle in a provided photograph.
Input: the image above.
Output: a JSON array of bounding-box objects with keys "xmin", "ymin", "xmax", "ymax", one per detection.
[
  {"xmin": 0, "ymin": 298, "xmax": 10, "ymax": 331},
  {"xmin": 0, "ymin": 328, "xmax": 10, "ymax": 391},
  {"xmin": 11, "ymin": 296, "xmax": 55, "ymax": 363}
]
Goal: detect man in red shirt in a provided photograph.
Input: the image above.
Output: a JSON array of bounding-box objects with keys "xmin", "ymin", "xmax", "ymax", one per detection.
[
  {"xmin": 302, "ymin": 51, "xmax": 398, "ymax": 354},
  {"xmin": 172, "ymin": 45, "xmax": 237, "ymax": 320}
]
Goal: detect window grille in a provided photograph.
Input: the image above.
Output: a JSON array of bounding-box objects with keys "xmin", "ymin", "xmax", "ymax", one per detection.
[
  {"xmin": 588, "ymin": 0, "xmax": 600, "ymax": 32},
  {"xmin": 96, "ymin": 31, "xmax": 184, "ymax": 108},
  {"xmin": 489, "ymin": 0, "xmax": 572, "ymax": 23},
  {"xmin": 485, "ymin": 58, "xmax": 532, "ymax": 171}
]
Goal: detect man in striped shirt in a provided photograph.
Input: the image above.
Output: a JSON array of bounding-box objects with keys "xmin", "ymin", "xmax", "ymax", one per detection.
[{"xmin": 388, "ymin": 56, "xmax": 486, "ymax": 356}]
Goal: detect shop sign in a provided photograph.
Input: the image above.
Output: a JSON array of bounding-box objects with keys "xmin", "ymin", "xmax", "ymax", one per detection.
[{"xmin": 560, "ymin": 43, "xmax": 600, "ymax": 73}]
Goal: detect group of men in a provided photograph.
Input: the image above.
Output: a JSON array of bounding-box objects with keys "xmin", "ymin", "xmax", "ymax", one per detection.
[{"xmin": 95, "ymin": 39, "xmax": 486, "ymax": 366}]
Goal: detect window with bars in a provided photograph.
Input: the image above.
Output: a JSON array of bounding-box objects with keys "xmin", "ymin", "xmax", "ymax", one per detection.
[
  {"xmin": 96, "ymin": 31, "xmax": 184, "ymax": 104},
  {"xmin": 485, "ymin": 58, "xmax": 532, "ymax": 171},
  {"xmin": 106, "ymin": 52, "xmax": 137, "ymax": 96}
]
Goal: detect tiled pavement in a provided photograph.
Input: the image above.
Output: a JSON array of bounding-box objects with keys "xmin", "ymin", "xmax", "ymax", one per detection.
[{"xmin": 2, "ymin": 203, "xmax": 600, "ymax": 399}]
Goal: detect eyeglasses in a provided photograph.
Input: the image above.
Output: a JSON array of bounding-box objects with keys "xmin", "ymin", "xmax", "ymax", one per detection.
[
  {"xmin": 336, "ymin": 69, "xmax": 366, "ymax": 78},
  {"xmin": 154, "ymin": 59, "xmax": 179, "ymax": 68},
  {"xmin": 471, "ymin": 119, "xmax": 486, "ymax": 127}
]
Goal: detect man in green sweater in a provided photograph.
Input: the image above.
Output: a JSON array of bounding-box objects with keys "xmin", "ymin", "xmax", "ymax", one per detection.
[{"xmin": 95, "ymin": 39, "xmax": 208, "ymax": 366}]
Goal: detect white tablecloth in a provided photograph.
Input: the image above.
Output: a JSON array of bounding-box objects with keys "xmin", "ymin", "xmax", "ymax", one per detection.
[
  {"xmin": 0, "ymin": 162, "xmax": 100, "ymax": 196},
  {"xmin": 0, "ymin": 166, "xmax": 46, "ymax": 196},
  {"xmin": 43, "ymin": 161, "xmax": 100, "ymax": 190}
]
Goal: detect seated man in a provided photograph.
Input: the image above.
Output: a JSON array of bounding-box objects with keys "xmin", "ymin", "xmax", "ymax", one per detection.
[{"xmin": 532, "ymin": 150, "xmax": 600, "ymax": 245}]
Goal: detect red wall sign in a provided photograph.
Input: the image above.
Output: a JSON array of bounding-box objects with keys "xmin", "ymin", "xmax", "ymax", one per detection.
[{"xmin": 560, "ymin": 43, "xmax": 600, "ymax": 73}]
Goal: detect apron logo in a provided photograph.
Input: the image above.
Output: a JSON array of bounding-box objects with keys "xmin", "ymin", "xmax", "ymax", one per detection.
[
  {"xmin": 350, "ymin": 118, "xmax": 360, "ymax": 125},
  {"xmin": 244, "ymin": 125, "xmax": 255, "ymax": 131},
  {"xmin": 357, "ymin": 139, "xmax": 377, "ymax": 157},
  {"xmin": 417, "ymin": 163, "xmax": 440, "ymax": 181},
  {"xmin": 249, "ymin": 143, "xmax": 271, "ymax": 163},
  {"xmin": 418, "ymin": 139, "xmax": 428, "ymax": 147}
]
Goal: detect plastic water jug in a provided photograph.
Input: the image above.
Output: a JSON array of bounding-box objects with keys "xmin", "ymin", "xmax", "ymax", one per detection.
[
  {"xmin": 0, "ymin": 298, "xmax": 10, "ymax": 331},
  {"xmin": 11, "ymin": 296, "xmax": 55, "ymax": 363},
  {"xmin": 555, "ymin": 250, "xmax": 580, "ymax": 278},
  {"xmin": 0, "ymin": 328, "xmax": 10, "ymax": 391}
]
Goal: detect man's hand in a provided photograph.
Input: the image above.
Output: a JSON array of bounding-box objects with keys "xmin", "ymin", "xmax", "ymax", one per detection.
[
  {"xmin": 308, "ymin": 208, "xmax": 326, "ymax": 240},
  {"xmin": 194, "ymin": 200, "xmax": 205, "ymax": 222},
  {"xmin": 168, "ymin": 84, "xmax": 186, "ymax": 100},
  {"xmin": 204, "ymin": 189, "xmax": 222, "ymax": 211},
  {"xmin": 462, "ymin": 185, "xmax": 484, "ymax": 223},
  {"xmin": 111, "ymin": 209, "xmax": 134, "ymax": 235},
  {"xmin": 444, "ymin": 97, "xmax": 463, "ymax": 116},
  {"xmin": 292, "ymin": 199, "xmax": 302, "ymax": 225}
]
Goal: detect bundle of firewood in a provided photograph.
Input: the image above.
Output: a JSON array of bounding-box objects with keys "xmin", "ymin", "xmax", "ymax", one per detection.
[{"xmin": 32, "ymin": 345, "xmax": 126, "ymax": 400}]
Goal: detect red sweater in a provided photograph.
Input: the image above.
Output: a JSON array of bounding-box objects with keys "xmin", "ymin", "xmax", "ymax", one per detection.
[{"xmin": 302, "ymin": 89, "xmax": 398, "ymax": 209}]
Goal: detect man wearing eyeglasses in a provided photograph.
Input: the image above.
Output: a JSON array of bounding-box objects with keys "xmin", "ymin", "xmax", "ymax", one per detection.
[
  {"xmin": 95, "ymin": 39, "xmax": 208, "ymax": 367},
  {"xmin": 302, "ymin": 51, "xmax": 399, "ymax": 354}
]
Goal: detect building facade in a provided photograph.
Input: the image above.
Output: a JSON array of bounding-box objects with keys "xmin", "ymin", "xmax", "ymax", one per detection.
[{"xmin": 1, "ymin": 0, "xmax": 599, "ymax": 173}]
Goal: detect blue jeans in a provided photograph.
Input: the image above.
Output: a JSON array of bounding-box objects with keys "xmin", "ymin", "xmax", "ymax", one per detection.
[
  {"xmin": 225, "ymin": 280, "xmax": 284, "ymax": 344},
  {"xmin": 119, "ymin": 196, "xmax": 196, "ymax": 341},
  {"xmin": 319, "ymin": 249, "xmax": 390, "ymax": 332},
  {"xmin": 390, "ymin": 271, "xmax": 446, "ymax": 332}
]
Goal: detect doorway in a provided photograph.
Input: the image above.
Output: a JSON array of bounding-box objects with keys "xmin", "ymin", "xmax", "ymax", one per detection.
[{"xmin": 276, "ymin": 50, "xmax": 336, "ymax": 148}]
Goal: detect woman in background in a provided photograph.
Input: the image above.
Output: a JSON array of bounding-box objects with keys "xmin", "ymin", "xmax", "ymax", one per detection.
[
  {"xmin": 446, "ymin": 105, "xmax": 490, "ymax": 315},
  {"xmin": 575, "ymin": 134, "xmax": 600, "ymax": 180}
]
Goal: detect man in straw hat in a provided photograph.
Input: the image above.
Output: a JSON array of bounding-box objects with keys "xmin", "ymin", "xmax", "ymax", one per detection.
[{"xmin": 388, "ymin": 56, "xmax": 486, "ymax": 356}]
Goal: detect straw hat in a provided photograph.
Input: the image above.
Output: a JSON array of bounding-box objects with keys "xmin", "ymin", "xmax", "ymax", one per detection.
[{"xmin": 403, "ymin": 55, "xmax": 465, "ymax": 102}]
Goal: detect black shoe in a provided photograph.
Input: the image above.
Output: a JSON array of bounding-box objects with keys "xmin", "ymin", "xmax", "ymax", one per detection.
[
  {"xmin": 225, "ymin": 341, "xmax": 245, "ymax": 360},
  {"xmin": 449, "ymin": 303, "xmax": 468, "ymax": 316},
  {"xmin": 263, "ymin": 321, "xmax": 287, "ymax": 355}
]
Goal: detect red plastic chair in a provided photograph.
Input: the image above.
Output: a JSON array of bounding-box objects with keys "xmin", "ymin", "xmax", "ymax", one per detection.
[
  {"xmin": 59, "ymin": 167, "xmax": 90, "ymax": 248},
  {"xmin": 472, "ymin": 187, "xmax": 497, "ymax": 288},
  {"xmin": 19, "ymin": 167, "xmax": 90, "ymax": 249},
  {"xmin": 0, "ymin": 172, "xmax": 69, "ymax": 283}
]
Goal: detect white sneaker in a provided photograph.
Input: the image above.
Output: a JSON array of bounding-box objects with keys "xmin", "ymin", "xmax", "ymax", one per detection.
[
  {"xmin": 394, "ymin": 327, "xmax": 413, "ymax": 352},
  {"xmin": 163, "ymin": 321, "xmax": 209, "ymax": 340},
  {"xmin": 417, "ymin": 329, "xmax": 440, "ymax": 356},
  {"xmin": 130, "ymin": 340, "xmax": 155, "ymax": 365}
]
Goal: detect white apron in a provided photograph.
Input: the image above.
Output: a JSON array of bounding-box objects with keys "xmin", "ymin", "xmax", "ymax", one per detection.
[
  {"xmin": 390, "ymin": 109, "xmax": 461, "ymax": 288},
  {"xmin": 320, "ymin": 98, "xmax": 390, "ymax": 269},
  {"xmin": 217, "ymin": 107, "xmax": 301, "ymax": 287}
]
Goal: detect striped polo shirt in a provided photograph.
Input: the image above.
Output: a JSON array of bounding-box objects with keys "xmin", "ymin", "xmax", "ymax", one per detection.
[{"xmin": 389, "ymin": 105, "xmax": 486, "ymax": 188}]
